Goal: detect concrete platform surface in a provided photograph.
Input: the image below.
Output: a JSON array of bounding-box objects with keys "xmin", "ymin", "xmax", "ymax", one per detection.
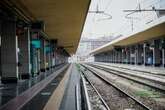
[
  {"xmin": 0, "ymin": 64, "xmax": 67, "ymax": 109},
  {"xmin": 60, "ymin": 64, "xmax": 81, "ymax": 110},
  {"xmin": 95, "ymin": 62, "xmax": 165, "ymax": 75},
  {"xmin": 91, "ymin": 62, "xmax": 165, "ymax": 84},
  {"xmin": 43, "ymin": 64, "xmax": 73, "ymax": 110}
]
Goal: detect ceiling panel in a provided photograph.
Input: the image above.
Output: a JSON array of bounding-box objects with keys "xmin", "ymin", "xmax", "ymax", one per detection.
[{"xmin": 13, "ymin": 0, "xmax": 91, "ymax": 54}]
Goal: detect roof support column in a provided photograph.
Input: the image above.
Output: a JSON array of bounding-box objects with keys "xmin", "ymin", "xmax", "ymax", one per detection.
[
  {"xmin": 109, "ymin": 52, "xmax": 112, "ymax": 63},
  {"xmin": 136, "ymin": 44, "xmax": 143, "ymax": 65},
  {"xmin": 117, "ymin": 51, "xmax": 119, "ymax": 63},
  {"xmin": 50, "ymin": 40, "xmax": 57, "ymax": 68},
  {"xmin": 49, "ymin": 41, "xmax": 53, "ymax": 69},
  {"xmin": 119, "ymin": 49, "xmax": 122, "ymax": 63},
  {"xmin": 105, "ymin": 53, "xmax": 108, "ymax": 62},
  {"xmin": 98, "ymin": 54, "xmax": 101, "ymax": 62},
  {"xmin": 143, "ymin": 43, "xmax": 152, "ymax": 66},
  {"xmin": 126, "ymin": 47, "xmax": 130, "ymax": 64},
  {"xmin": 129, "ymin": 47, "xmax": 132, "ymax": 64},
  {"xmin": 40, "ymin": 38, "xmax": 46, "ymax": 72},
  {"xmin": 153, "ymin": 40, "xmax": 161, "ymax": 66},
  {"xmin": 130, "ymin": 46, "xmax": 135, "ymax": 65},
  {"xmin": 114, "ymin": 51, "xmax": 116, "ymax": 63},
  {"xmin": 115, "ymin": 51, "xmax": 117, "ymax": 63},
  {"xmin": 45, "ymin": 40, "xmax": 51, "ymax": 70},
  {"xmin": 17, "ymin": 26, "xmax": 31, "ymax": 79},
  {"xmin": 116, "ymin": 51, "xmax": 118, "ymax": 63},
  {"xmin": 108, "ymin": 52, "xmax": 110, "ymax": 63},
  {"xmin": 121, "ymin": 50, "xmax": 123, "ymax": 63},
  {"xmin": 30, "ymin": 31, "xmax": 41, "ymax": 76},
  {"xmin": 135, "ymin": 46, "xmax": 138, "ymax": 65},
  {"xmin": 162, "ymin": 49, "xmax": 165, "ymax": 67},
  {"xmin": 94, "ymin": 55, "xmax": 97, "ymax": 62},
  {"xmin": 1, "ymin": 17, "xmax": 18, "ymax": 83},
  {"xmin": 112, "ymin": 51, "xmax": 114, "ymax": 63},
  {"xmin": 144, "ymin": 42, "xmax": 154, "ymax": 66},
  {"xmin": 143, "ymin": 43, "xmax": 147, "ymax": 65},
  {"xmin": 162, "ymin": 39, "xmax": 165, "ymax": 67}
]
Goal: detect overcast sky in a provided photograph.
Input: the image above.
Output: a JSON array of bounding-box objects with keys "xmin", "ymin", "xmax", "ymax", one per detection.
[{"xmin": 81, "ymin": 0, "xmax": 138, "ymax": 38}]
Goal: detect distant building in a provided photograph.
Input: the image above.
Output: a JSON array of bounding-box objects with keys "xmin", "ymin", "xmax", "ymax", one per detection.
[
  {"xmin": 80, "ymin": 36, "xmax": 115, "ymax": 50},
  {"xmin": 76, "ymin": 36, "xmax": 117, "ymax": 62}
]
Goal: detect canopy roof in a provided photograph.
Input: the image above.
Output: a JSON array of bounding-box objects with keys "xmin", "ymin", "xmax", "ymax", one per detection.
[
  {"xmin": 12, "ymin": 0, "xmax": 90, "ymax": 54},
  {"xmin": 90, "ymin": 17, "xmax": 165, "ymax": 55}
]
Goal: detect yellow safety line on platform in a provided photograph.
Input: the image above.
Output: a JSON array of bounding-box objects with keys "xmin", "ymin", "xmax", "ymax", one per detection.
[{"xmin": 43, "ymin": 64, "xmax": 72, "ymax": 110}]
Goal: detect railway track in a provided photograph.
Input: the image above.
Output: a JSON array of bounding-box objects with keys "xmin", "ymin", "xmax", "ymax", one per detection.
[
  {"xmin": 90, "ymin": 63, "xmax": 165, "ymax": 83},
  {"xmin": 79, "ymin": 64, "xmax": 151, "ymax": 110},
  {"xmin": 87, "ymin": 63, "xmax": 165, "ymax": 92},
  {"xmin": 80, "ymin": 69, "xmax": 110, "ymax": 110},
  {"xmin": 94, "ymin": 62, "xmax": 165, "ymax": 76}
]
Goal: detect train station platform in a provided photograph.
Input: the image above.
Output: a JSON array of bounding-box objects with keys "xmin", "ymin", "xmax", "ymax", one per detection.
[
  {"xmin": 59, "ymin": 64, "xmax": 81, "ymax": 110},
  {"xmin": 93, "ymin": 62, "xmax": 165, "ymax": 75},
  {"xmin": 0, "ymin": 63, "xmax": 83, "ymax": 110},
  {"xmin": 0, "ymin": 64, "xmax": 69, "ymax": 110}
]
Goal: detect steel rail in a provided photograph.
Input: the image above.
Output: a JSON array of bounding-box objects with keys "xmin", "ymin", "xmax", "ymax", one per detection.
[
  {"xmin": 94, "ymin": 62, "xmax": 165, "ymax": 76},
  {"xmin": 75, "ymin": 84, "xmax": 80, "ymax": 110},
  {"xmin": 81, "ymin": 74, "xmax": 92, "ymax": 110},
  {"xmin": 88, "ymin": 63, "xmax": 165, "ymax": 92},
  {"xmin": 81, "ymin": 64, "xmax": 152, "ymax": 110},
  {"xmin": 80, "ymin": 69, "xmax": 111, "ymax": 110}
]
